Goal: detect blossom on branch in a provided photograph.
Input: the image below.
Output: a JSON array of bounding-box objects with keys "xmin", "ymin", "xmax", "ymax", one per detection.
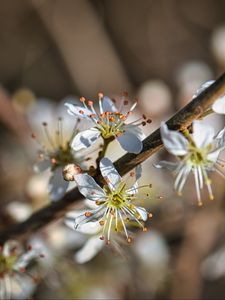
[
  {"xmin": 67, "ymin": 158, "xmax": 152, "ymax": 244},
  {"xmin": 0, "ymin": 240, "xmax": 43, "ymax": 300},
  {"xmin": 32, "ymin": 118, "xmax": 83, "ymax": 201},
  {"xmin": 65, "ymin": 93, "xmax": 150, "ymax": 154},
  {"xmin": 155, "ymin": 121, "xmax": 225, "ymax": 206}
]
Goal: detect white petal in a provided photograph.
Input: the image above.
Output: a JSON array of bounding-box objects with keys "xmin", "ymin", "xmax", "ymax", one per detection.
[
  {"xmin": 84, "ymin": 199, "xmax": 99, "ymax": 209},
  {"xmin": 192, "ymin": 120, "xmax": 214, "ymax": 148},
  {"xmin": 64, "ymin": 103, "xmax": 92, "ymax": 118},
  {"xmin": 71, "ymin": 128, "xmax": 100, "ymax": 151},
  {"xmin": 74, "ymin": 235, "xmax": 104, "ymax": 264},
  {"xmin": 33, "ymin": 159, "xmax": 51, "ymax": 173},
  {"xmin": 100, "ymin": 158, "xmax": 121, "ymax": 190},
  {"xmin": 14, "ymin": 250, "xmax": 39, "ymax": 270},
  {"xmin": 207, "ymin": 149, "xmax": 221, "ymax": 163},
  {"xmin": 160, "ymin": 122, "xmax": 188, "ymax": 156},
  {"xmin": 154, "ymin": 160, "xmax": 179, "ymax": 171},
  {"xmin": 48, "ymin": 167, "xmax": 69, "ymax": 201},
  {"xmin": 102, "ymin": 96, "xmax": 117, "ymax": 112},
  {"xmin": 65, "ymin": 216, "xmax": 101, "ymax": 235},
  {"xmin": 135, "ymin": 206, "xmax": 148, "ymax": 221},
  {"xmin": 192, "ymin": 80, "xmax": 215, "ymax": 98},
  {"xmin": 125, "ymin": 125, "xmax": 145, "ymax": 140},
  {"xmin": 74, "ymin": 173, "xmax": 105, "ymax": 201},
  {"xmin": 3, "ymin": 241, "xmax": 22, "ymax": 257},
  {"xmin": 135, "ymin": 164, "xmax": 142, "ymax": 181},
  {"xmin": 212, "ymin": 96, "xmax": 225, "ymax": 114},
  {"xmin": 216, "ymin": 127, "xmax": 225, "ymax": 148},
  {"xmin": 117, "ymin": 131, "xmax": 143, "ymax": 154}
]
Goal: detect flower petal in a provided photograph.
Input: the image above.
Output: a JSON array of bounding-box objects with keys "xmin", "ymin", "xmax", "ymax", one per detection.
[
  {"xmin": 74, "ymin": 235, "xmax": 104, "ymax": 264},
  {"xmin": 65, "ymin": 214, "xmax": 101, "ymax": 235},
  {"xmin": 125, "ymin": 124, "xmax": 145, "ymax": 140},
  {"xmin": 33, "ymin": 159, "xmax": 51, "ymax": 173},
  {"xmin": 160, "ymin": 122, "xmax": 188, "ymax": 156},
  {"xmin": 64, "ymin": 103, "xmax": 92, "ymax": 118},
  {"xmin": 117, "ymin": 131, "xmax": 143, "ymax": 154},
  {"xmin": 192, "ymin": 80, "xmax": 215, "ymax": 98},
  {"xmin": 216, "ymin": 127, "xmax": 225, "ymax": 148},
  {"xmin": 74, "ymin": 173, "xmax": 105, "ymax": 201},
  {"xmin": 48, "ymin": 167, "xmax": 69, "ymax": 201},
  {"xmin": 135, "ymin": 206, "xmax": 148, "ymax": 221},
  {"xmin": 212, "ymin": 96, "xmax": 225, "ymax": 114},
  {"xmin": 102, "ymin": 96, "xmax": 117, "ymax": 112},
  {"xmin": 100, "ymin": 158, "xmax": 121, "ymax": 190},
  {"xmin": 154, "ymin": 160, "xmax": 179, "ymax": 171},
  {"xmin": 71, "ymin": 128, "xmax": 100, "ymax": 151},
  {"xmin": 192, "ymin": 120, "xmax": 214, "ymax": 148}
]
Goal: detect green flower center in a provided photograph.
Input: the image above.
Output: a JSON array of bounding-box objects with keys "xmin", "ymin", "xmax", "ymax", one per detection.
[
  {"xmin": 188, "ymin": 144, "xmax": 212, "ymax": 166},
  {"xmin": 51, "ymin": 142, "xmax": 75, "ymax": 170},
  {"xmin": 0, "ymin": 254, "xmax": 17, "ymax": 276}
]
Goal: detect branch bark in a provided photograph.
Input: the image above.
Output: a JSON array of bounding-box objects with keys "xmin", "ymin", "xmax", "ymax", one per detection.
[{"xmin": 1, "ymin": 72, "xmax": 225, "ymax": 243}]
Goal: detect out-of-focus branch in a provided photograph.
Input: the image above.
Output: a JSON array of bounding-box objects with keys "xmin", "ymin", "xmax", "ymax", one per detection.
[{"xmin": 1, "ymin": 72, "xmax": 225, "ymax": 243}]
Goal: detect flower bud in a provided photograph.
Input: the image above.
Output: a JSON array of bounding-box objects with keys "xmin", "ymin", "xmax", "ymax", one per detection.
[{"xmin": 63, "ymin": 164, "xmax": 82, "ymax": 181}]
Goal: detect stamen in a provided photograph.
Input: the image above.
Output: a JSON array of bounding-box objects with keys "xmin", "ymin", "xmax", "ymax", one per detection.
[{"xmin": 80, "ymin": 96, "xmax": 86, "ymax": 102}]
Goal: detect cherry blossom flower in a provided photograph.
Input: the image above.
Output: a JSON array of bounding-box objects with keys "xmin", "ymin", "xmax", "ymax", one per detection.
[
  {"xmin": 0, "ymin": 240, "xmax": 43, "ymax": 300},
  {"xmin": 65, "ymin": 94, "xmax": 150, "ymax": 154},
  {"xmin": 69, "ymin": 158, "xmax": 152, "ymax": 244},
  {"xmin": 32, "ymin": 118, "xmax": 83, "ymax": 201},
  {"xmin": 155, "ymin": 121, "xmax": 225, "ymax": 206},
  {"xmin": 193, "ymin": 80, "xmax": 225, "ymax": 114}
]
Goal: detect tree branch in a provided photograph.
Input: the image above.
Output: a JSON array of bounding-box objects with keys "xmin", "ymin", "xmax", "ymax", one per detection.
[{"xmin": 1, "ymin": 72, "xmax": 225, "ymax": 243}]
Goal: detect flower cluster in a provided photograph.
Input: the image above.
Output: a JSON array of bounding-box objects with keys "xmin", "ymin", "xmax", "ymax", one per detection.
[
  {"xmin": 28, "ymin": 87, "xmax": 225, "ymax": 266},
  {"xmin": 0, "ymin": 241, "xmax": 43, "ymax": 300},
  {"xmin": 65, "ymin": 93, "xmax": 151, "ymax": 154},
  {"xmin": 67, "ymin": 158, "xmax": 152, "ymax": 245}
]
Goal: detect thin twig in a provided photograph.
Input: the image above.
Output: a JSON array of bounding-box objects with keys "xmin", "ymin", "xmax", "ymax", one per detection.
[{"xmin": 1, "ymin": 72, "xmax": 225, "ymax": 243}]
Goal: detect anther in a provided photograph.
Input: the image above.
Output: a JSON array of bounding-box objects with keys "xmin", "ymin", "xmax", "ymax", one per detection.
[
  {"xmin": 85, "ymin": 211, "xmax": 91, "ymax": 218},
  {"xmin": 80, "ymin": 97, "xmax": 86, "ymax": 102},
  {"xmin": 142, "ymin": 114, "xmax": 147, "ymax": 119},
  {"xmin": 127, "ymin": 236, "xmax": 132, "ymax": 244},
  {"xmin": 143, "ymin": 227, "xmax": 148, "ymax": 232},
  {"xmin": 99, "ymin": 236, "xmax": 104, "ymax": 241},
  {"xmin": 79, "ymin": 110, "xmax": 84, "ymax": 114},
  {"xmin": 148, "ymin": 213, "xmax": 153, "ymax": 218},
  {"xmin": 98, "ymin": 92, "xmax": 104, "ymax": 98},
  {"xmin": 130, "ymin": 171, "xmax": 135, "ymax": 177},
  {"xmin": 99, "ymin": 220, "xmax": 104, "ymax": 226},
  {"xmin": 88, "ymin": 100, "xmax": 93, "ymax": 106},
  {"xmin": 106, "ymin": 240, "xmax": 111, "ymax": 245},
  {"xmin": 124, "ymin": 100, "xmax": 129, "ymax": 105},
  {"xmin": 142, "ymin": 121, "xmax": 146, "ymax": 126},
  {"xmin": 42, "ymin": 122, "xmax": 47, "ymax": 126},
  {"xmin": 31, "ymin": 133, "xmax": 36, "ymax": 139},
  {"xmin": 147, "ymin": 119, "xmax": 152, "ymax": 124}
]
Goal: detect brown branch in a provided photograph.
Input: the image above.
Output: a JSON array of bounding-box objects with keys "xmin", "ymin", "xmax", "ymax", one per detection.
[{"xmin": 1, "ymin": 72, "xmax": 225, "ymax": 243}]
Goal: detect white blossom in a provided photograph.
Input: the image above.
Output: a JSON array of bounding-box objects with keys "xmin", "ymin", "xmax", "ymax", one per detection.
[
  {"xmin": 67, "ymin": 158, "xmax": 151, "ymax": 244},
  {"xmin": 155, "ymin": 121, "xmax": 225, "ymax": 206},
  {"xmin": 32, "ymin": 117, "xmax": 83, "ymax": 201},
  {"xmin": 0, "ymin": 241, "xmax": 43, "ymax": 300},
  {"xmin": 65, "ymin": 94, "xmax": 150, "ymax": 154}
]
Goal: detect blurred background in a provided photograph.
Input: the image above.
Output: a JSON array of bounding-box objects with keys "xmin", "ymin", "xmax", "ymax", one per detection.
[{"xmin": 1, "ymin": 0, "xmax": 225, "ymax": 299}]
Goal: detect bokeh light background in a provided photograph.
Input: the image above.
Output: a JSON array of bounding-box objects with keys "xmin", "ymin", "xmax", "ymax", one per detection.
[{"xmin": 1, "ymin": 1, "xmax": 225, "ymax": 299}]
